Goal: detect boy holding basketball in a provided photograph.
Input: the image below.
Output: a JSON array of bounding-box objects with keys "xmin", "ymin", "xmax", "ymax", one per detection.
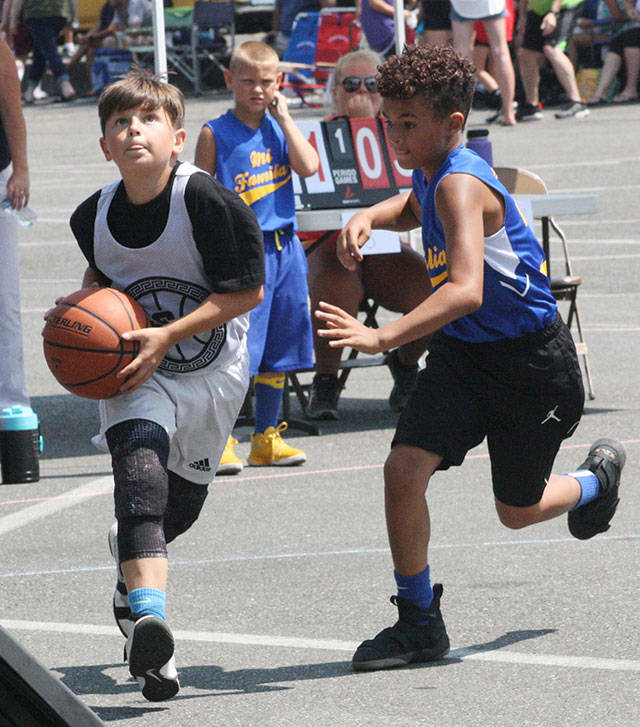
[
  {"xmin": 68, "ymin": 70, "xmax": 265, "ymax": 700},
  {"xmin": 316, "ymin": 44, "xmax": 625, "ymax": 671},
  {"xmin": 195, "ymin": 41, "xmax": 318, "ymax": 472}
]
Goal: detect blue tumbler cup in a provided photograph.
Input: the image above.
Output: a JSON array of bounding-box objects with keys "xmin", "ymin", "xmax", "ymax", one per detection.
[
  {"xmin": 0, "ymin": 406, "xmax": 42, "ymax": 484},
  {"xmin": 466, "ymin": 128, "xmax": 493, "ymax": 167}
]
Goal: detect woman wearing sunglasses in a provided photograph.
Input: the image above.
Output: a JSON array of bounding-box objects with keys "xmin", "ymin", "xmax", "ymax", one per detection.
[{"xmin": 302, "ymin": 50, "xmax": 432, "ymax": 420}]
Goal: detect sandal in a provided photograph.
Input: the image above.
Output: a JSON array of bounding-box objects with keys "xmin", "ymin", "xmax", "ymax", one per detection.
[{"xmin": 587, "ymin": 97, "xmax": 609, "ymax": 107}]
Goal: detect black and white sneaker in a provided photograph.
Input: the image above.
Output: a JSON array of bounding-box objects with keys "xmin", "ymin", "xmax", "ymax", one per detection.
[
  {"xmin": 554, "ymin": 101, "xmax": 590, "ymax": 119},
  {"xmin": 108, "ymin": 522, "xmax": 135, "ymax": 639},
  {"xmin": 352, "ymin": 584, "xmax": 450, "ymax": 671},
  {"xmin": 568, "ymin": 438, "xmax": 626, "ymax": 540},
  {"xmin": 126, "ymin": 615, "xmax": 180, "ymax": 702},
  {"xmin": 386, "ymin": 349, "xmax": 419, "ymax": 412},
  {"xmin": 306, "ymin": 373, "xmax": 342, "ymax": 420},
  {"xmin": 515, "ymin": 102, "xmax": 544, "ymax": 121}
]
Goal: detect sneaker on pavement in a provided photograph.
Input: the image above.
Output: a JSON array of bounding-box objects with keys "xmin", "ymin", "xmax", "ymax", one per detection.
[
  {"xmin": 23, "ymin": 83, "xmax": 36, "ymax": 104},
  {"xmin": 126, "ymin": 615, "xmax": 179, "ymax": 702},
  {"xmin": 216, "ymin": 436, "xmax": 243, "ymax": 475},
  {"xmin": 554, "ymin": 101, "xmax": 589, "ymax": 119},
  {"xmin": 386, "ymin": 349, "xmax": 419, "ymax": 412},
  {"xmin": 352, "ymin": 583, "xmax": 450, "ymax": 671},
  {"xmin": 108, "ymin": 522, "xmax": 135, "ymax": 640},
  {"xmin": 515, "ymin": 102, "xmax": 544, "ymax": 121},
  {"xmin": 306, "ymin": 373, "xmax": 341, "ymax": 420},
  {"xmin": 248, "ymin": 422, "xmax": 306, "ymax": 466},
  {"xmin": 568, "ymin": 438, "xmax": 626, "ymax": 540}
]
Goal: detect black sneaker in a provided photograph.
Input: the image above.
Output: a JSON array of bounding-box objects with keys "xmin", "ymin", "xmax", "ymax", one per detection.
[
  {"xmin": 554, "ymin": 101, "xmax": 590, "ymax": 119},
  {"xmin": 516, "ymin": 102, "xmax": 544, "ymax": 121},
  {"xmin": 306, "ymin": 373, "xmax": 341, "ymax": 420},
  {"xmin": 352, "ymin": 583, "xmax": 450, "ymax": 671},
  {"xmin": 568, "ymin": 438, "xmax": 626, "ymax": 540},
  {"xmin": 386, "ymin": 349, "xmax": 418, "ymax": 412},
  {"xmin": 126, "ymin": 615, "xmax": 180, "ymax": 702}
]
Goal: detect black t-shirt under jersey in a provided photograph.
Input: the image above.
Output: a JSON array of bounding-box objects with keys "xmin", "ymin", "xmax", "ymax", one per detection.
[{"xmin": 70, "ymin": 162, "xmax": 265, "ymax": 293}]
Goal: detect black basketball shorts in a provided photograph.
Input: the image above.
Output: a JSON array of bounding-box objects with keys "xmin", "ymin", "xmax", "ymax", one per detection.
[
  {"xmin": 522, "ymin": 5, "xmax": 583, "ymax": 53},
  {"xmin": 392, "ymin": 314, "xmax": 585, "ymax": 507}
]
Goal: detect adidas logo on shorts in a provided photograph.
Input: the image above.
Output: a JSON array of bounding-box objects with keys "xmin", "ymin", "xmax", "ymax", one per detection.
[{"xmin": 188, "ymin": 458, "xmax": 211, "ymax": 472}]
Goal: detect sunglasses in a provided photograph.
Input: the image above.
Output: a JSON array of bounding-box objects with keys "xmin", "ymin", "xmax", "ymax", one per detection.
[{"xmin": 341, "ymin": 76, "xmax": 378, "ymax": 93}]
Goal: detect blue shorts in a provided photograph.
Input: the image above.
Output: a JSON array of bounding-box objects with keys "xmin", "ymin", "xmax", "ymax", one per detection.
[{"xmin": 247, "ymin": 229, "xmax": 314, "ymax": 375}]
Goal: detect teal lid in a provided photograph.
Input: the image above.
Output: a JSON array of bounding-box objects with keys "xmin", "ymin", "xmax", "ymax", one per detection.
[{"xmin": 0, "ymin": 406, "xmax": 39, "ymax": 431}]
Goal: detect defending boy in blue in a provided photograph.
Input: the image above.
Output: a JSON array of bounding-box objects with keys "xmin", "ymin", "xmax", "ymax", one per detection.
[
  {"xmin": 67, "ymin": 71, "xmax": 264, "ymax": 700},
  {"xmin": 317, "ymin": 44, "xmax": 625, "ymax": 671},
  {"xmin": 195, "ymin": 41, "xmax": 319, "ymax": 471}
]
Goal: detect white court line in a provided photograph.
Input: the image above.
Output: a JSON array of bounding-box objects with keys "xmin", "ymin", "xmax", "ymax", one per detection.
[
  {"xmin": 1, "ymin": 619, "xmax": 639, "ymax": 673},
  {"xmin": 0, "ymin": 533, "xmax": 638, "ymax": 581},
  {"xmin": 530, "ymin": 157, "xmax": 640, "ymax": 170},
  {"xmin": 0, "ymin": 476, "xmax": 113, "ymax": 538}
]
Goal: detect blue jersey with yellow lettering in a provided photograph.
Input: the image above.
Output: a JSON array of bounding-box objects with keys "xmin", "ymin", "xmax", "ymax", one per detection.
[
  {"xmin": 206, "ymin": 111, "xmax": 296, "ymax": 232},
  {"xmin": 412, "ymin": 145, "xmax": 557, "ymax": 342}
]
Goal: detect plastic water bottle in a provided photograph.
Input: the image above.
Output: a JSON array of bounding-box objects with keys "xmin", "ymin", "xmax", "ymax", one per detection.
[
  {"xmin": 466, "ymin": 129, "xmax": 493, "ymax": 167},
  {"xmin": 0, "ymin": 406, "xmax": 42, "ymax": 484},
  {"xmin": 0, "ymin": 197, "xmax": 37, "ymax": 227}
]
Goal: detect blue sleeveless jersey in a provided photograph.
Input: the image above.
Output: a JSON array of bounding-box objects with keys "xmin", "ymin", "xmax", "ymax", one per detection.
[
  {"xmin": 206, "ymin": 111, "xmax": 296, "ymax": 232},
  {"xmin": 412, "ymin": 145, "xmax": 557, "ymax": 342}
]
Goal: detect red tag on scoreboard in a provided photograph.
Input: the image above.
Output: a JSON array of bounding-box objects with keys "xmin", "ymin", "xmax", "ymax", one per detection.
[
  {"xmin": 349, "ymin": 119, "xmax": 391, "ymax": 190},
  {"xmin": 380, "ymin": 121, "xmax": 414, "ymax": 189}
]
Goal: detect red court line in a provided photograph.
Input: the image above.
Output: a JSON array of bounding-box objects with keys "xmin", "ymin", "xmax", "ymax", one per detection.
[{"xmin": 1, "ymin": 439, "xmax": 638, "ymax": 508}]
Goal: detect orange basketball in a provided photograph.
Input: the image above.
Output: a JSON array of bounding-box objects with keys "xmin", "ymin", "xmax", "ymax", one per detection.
[{"xmin": 42, "ymin": 287, "xmax": 149, "ymax": 399}]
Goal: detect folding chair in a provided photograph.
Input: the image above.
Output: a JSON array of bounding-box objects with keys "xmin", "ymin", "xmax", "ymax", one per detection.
[
  {"xmin": 494, "ymin": 166, "xmax": 596, "ymax": 399},
  {"xmin": 154, "ymin": 0, "xmax": 234, "ymax": 94},
  {"xmin": 281, "ymin": 8, "xmax": 359, "ymax": 107}
]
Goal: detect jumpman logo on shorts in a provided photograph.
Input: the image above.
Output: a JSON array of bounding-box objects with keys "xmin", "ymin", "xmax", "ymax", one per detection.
[{"xmin": 541, "ymin": 406, "xmax": 561, "ymax": 425}]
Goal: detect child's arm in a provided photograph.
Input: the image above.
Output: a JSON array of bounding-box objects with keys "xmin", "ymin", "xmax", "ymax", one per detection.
[
  {"xmin": 118, "ymin": 285, "xmax": 264, "ymax": 393},
  {"xmin": 269, "ymin": 92, "xmax": 319, "ymax": 178},
  {"xmin": 317, "ymin": 174, "xmax": 489, "ymax": 354},
  {"xmin": 336, "ymin": 190, "xmax": 421, "ymax": 270},
  {"xmin": 194, "ymin": 125, "xmax": 217, "ymax": 176},
  {"xmin": 81, "ymin": 266, "xmax": 107, "ymax": 288}
]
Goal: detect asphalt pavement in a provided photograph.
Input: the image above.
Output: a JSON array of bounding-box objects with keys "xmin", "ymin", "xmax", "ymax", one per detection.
[{"xmin": 0, "ymin": 91, "xmax": 638, "ymax": 727}]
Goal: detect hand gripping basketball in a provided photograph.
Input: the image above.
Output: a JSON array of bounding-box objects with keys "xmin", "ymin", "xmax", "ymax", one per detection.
[{"xmin": 42, "ymin": 287, "xmax": 149, "ymax": 399}]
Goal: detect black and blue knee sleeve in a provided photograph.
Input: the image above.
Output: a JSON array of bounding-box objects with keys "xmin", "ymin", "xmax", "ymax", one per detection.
[
  {"xmin": 106, "ymin": 419, "xmax": 170, "ymax": 561},
  {"xmin": 164, "ymin": 471, "xmax": 209, "ymax": 544}
]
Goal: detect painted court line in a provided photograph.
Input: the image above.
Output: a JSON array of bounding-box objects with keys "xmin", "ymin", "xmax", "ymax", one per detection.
[
  {"xmin": 1, "ymin": 533, "xmax": 637, "ymax": 581},
  {"xmin": 0, "ymin": 476, "xmax": 113, "ymax": 537},
  {"xmin": 1, "ymin": 619, "xmax": 638, "ymax": 673}
]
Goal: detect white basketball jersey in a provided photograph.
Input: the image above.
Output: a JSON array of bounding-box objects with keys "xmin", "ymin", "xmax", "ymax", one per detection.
[{"xmin": 93, "ymin": 162, "xmax": 249, "ymax": 376}]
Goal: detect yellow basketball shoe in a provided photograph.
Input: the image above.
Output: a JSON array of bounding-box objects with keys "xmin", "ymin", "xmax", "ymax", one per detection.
[
  {"xmin": 248, "ymin": 423, "xmax": 306, "ymax": 466},
  {"xmin": 216, "ymin": 436, "xmax": 243, "ymax": 475}
]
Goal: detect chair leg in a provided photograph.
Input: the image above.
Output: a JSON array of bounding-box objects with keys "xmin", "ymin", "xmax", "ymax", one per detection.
[
  {"xmin": 567, "ymin": 296, "xmax": 596, "ymax": 400},
  {"xmin": 282, "ymin": 374, "xmax": 319, "ymax": 434}
]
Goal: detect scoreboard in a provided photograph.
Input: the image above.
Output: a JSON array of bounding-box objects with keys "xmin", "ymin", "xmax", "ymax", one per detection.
[{"xmin": 292, "ymin": 118, "xmax": 413, "ymax": 211}]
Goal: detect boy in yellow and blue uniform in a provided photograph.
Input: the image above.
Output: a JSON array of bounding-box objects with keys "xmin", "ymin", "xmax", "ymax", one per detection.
[
  {"xmin": 317, "ymin": 44, "xmax": 625, "ymax": 672},
  {"xmin": 196, "ymin": 41, "xmax": 319, "ymax": 470}
]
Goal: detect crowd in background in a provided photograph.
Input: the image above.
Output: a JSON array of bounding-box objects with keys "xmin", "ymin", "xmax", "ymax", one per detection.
[{"xmin": 0, "ymin": 0, "xmax": 638, "ymax": 110}]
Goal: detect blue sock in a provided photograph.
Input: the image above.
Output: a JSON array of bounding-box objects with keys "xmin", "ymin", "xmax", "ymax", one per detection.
[
  {"xmin": 566, "ymin": 469, "xmax": 602, "ymax": 510},
  {"xmin": 394, "ymin": 566, "xmax": 433, "ymax": 616},
  {"xmin": 128, "ymin": 587, "xmax": 166, "ymax": 621},
  {"xmin": 254, "ymin": 374, "xmax": 284, "ymax": 434}
]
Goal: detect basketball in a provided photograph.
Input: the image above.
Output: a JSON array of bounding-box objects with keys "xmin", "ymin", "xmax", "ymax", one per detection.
[{"xmin": 42, "ymin": 287, "xmax": 149, "ymax": 399}]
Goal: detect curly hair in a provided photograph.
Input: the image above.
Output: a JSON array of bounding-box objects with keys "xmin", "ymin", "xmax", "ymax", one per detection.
[{"xmin": 376, "ymin": 44, "xmax": 476, "ymax": 120}]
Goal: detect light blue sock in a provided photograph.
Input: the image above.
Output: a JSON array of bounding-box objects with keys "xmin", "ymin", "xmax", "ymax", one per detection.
[
  {"xmin": 566, "ymin": 469, "xmax": 602, "ymax": 510},
  {"xmin": 128, "ymin": 587, "xmax": 166, "ymax": 621},
  {"xmin": 254, "ymin": 374, "xmax": 284, "ymax": 434},
  {"xmin": 394, "ymin": 565, "xmax": 433, "ymax": 616}
]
